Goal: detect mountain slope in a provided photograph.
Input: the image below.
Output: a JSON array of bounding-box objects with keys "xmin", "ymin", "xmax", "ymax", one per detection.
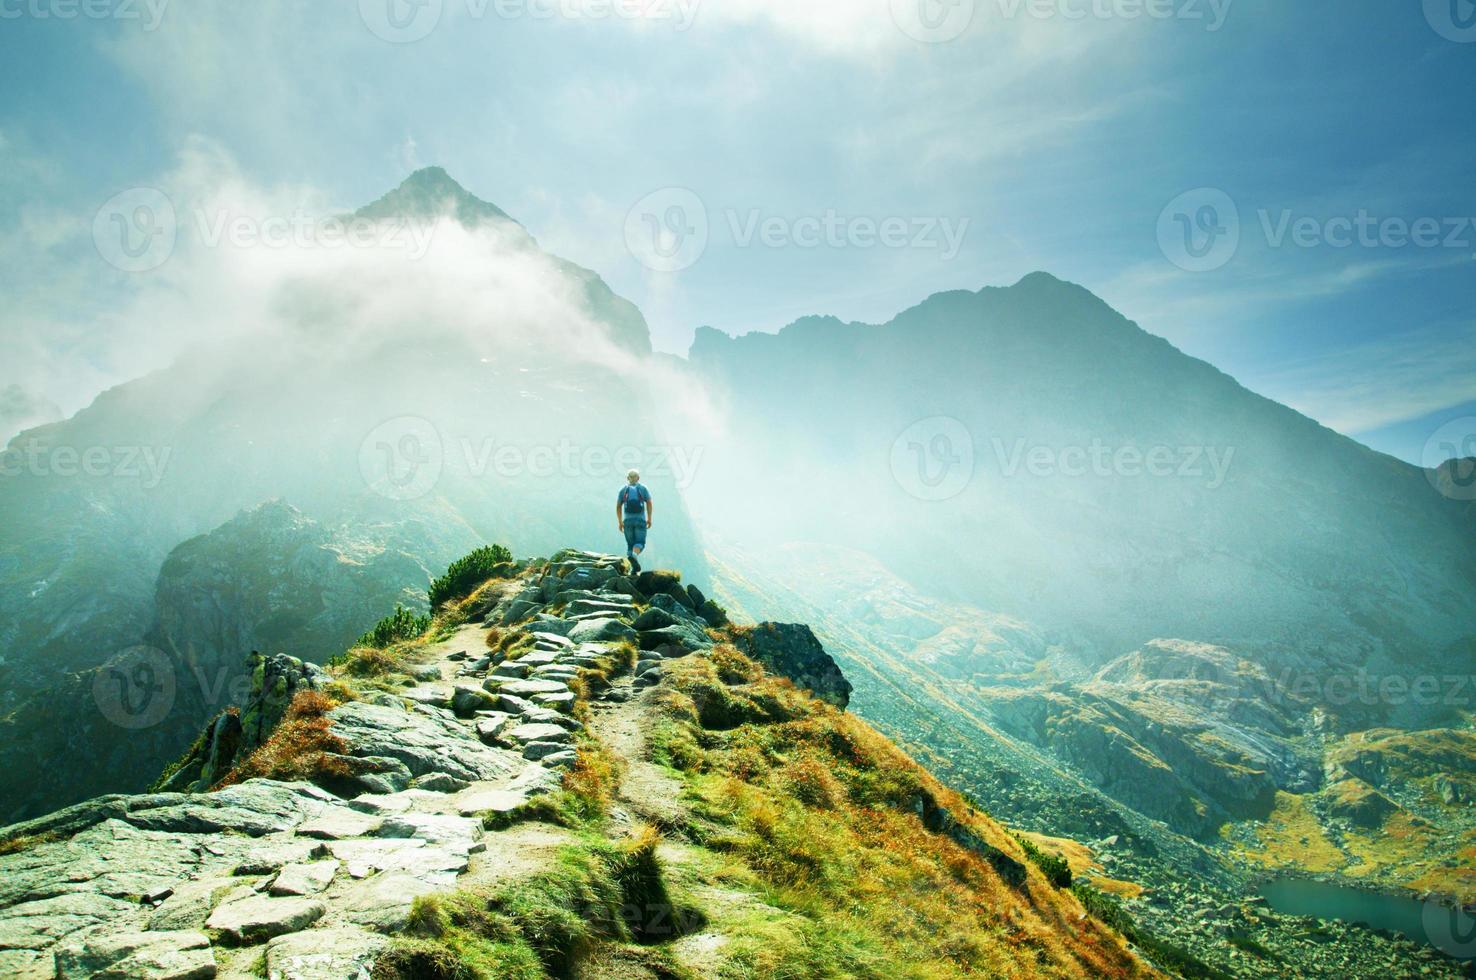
[{"xmin": 0, "ymin": 550, "xmax": 1158, "ymax": 980}]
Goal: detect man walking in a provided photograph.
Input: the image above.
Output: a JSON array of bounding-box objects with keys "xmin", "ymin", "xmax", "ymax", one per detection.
[{"xmin": 617, "ymin": 469, "xmax": 653, "ymax": 573}]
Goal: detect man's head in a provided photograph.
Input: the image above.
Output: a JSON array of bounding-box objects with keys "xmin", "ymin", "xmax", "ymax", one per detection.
[{"xmin": 627, "ymin": 469, "xmax": 640, "ymax": 485}]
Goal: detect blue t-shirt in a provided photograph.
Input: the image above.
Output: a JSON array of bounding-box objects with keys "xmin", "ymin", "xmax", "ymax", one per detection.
[{"xmin": 619, "ymin": 483, "xmax": 650, "ymax": 521}]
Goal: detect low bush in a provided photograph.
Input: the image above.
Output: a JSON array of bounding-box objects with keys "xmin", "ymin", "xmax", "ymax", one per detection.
[
  {"xmin": 431, "ymin": 544, "xmax": 515, "ymax": 610},
  {"xmin": 357, "ymin": 605, "xmax": 432, "ymax": 649}
]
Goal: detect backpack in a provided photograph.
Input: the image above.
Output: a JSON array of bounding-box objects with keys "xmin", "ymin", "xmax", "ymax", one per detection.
[{"xmin": 622, "ymin": 484, "xmax": 646, "ymax": 516}]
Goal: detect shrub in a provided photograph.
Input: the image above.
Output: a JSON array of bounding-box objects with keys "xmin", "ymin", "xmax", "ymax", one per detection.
[
  {"xmin": 357, "ymin": 605, "xmax": 431, "ymax": 649},
  {"xmin": 1017, "ymin": 836, "xmax": 1073, "ymax": 888},
  {"xmin": 430, "ymin": 544, "xmax": 514, "ymax": 610},
  {"xmin": 217, "ymin": 689, "xmax": 350, "ymax": 788}
]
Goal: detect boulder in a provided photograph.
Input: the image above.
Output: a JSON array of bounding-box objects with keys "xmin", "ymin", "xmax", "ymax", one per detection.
[
  {"xmin": 53, "ymin": 929, "xmax": 215, "ymax": 980},
  {"xmin": 569, "ymin": 618, "xmax": 637, "ymax": 645},
  {"xmin": 269, "ymin": 861, "xmax": 339, "ymax": 897},
  {"xmin": 205, "ymin": 895, "xmax": 325, "ymax": 945},
  {"xmin": 733, "ymin": 624, "xmax": 852, "ymax": 709},
  {"xmin": 264, "ymin": 927, "xmax": 386, "ymax": 980}
]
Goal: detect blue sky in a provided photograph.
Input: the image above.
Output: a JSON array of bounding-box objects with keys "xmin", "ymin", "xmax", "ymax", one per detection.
[{"xmin": 1, "ymin": 0, "xmax": 1472, "ymax": 463}]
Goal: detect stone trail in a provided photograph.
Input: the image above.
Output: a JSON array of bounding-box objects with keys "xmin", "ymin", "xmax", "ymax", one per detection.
[{"xmin": 0, "ymin": 549, "xmax": 726, "ymax": 979}]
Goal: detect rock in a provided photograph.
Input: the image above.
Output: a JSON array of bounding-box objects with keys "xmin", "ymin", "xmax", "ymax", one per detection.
[
  {"xmin": 205, "ymin": 895, "xmax": 325, "ymax": 945},
  {"xmin": 269, "ymin": 861, "xmax": 339, "ymax": 897},
  {"xmin": 541, "ymin": 751, "xmax": 578, "ymax": 768},
  {"xmin": 634, "ymin": 607, "xmax": 678, "ymax": 632},
  {"xmin": 523, "ymin": 741, "xmax": 574, "ymax": 761},
  {"xmin": 499, "ymin": 599, "xmax": 539, "ymax": 626},
  {"xmin": 475, "ymin": 714, "xmax": 514, "ymax": 744},
  {"xmin": 53, "ymin": 929, "xmax": 215, "ymax": 980},
  {"xmin": 527, "ymin": 617, "xmax": 576, "ymax": 638},
  {"xmin": 147, "ymin": 879, "xmax": 241, "ymax": 932},
  {"xmin": 568, "ymin": 618, "xmax": 637, "ymax": 645},
  {"xmin": 635, "ymin": 659, "xmax": 663, "ymax": 677},
  {"xmin": 637, "ymin": 623, "xmax": 713, "ymax": 654},
  {"xmin": 505, "ymin": 723, "xmax": 574, "ymax": 745},
  {"xmin": 338, "ymin": 872, "xmax": 438, "ymax": 932},
  {"xmin": 451, "ymin": 686, "xmax": 498, "ymax": 719},
  {"xmin": 406, "ymin": 664, "xmax": 442, "ymax": 682},
  {"xmin": 378, "ymin": 813, "xmax": 483, "ymax": 849},
  {"xmin": 329, "ymin": 702, "xmax": 525, "ymax": 785},
  {"xmin": 297, "ymin": 810, "xmax": 382, "ymax": 841},
  {"xmin": 734, "ymin": 623, "xmax": 852, "ymax": 709},
  {"xmin": 451, "ymin": 788, "xmax": 533, "ymax": 819},
  {"xmin": 231, "ymin": 838, "xmax": 322, "ymax": 876},
  {"xmin": 490, "ymin": 679, "xmax": 570, "ymax": 699},
  {"xmin": 530, "ymin": 691, "xmax": 576, "ymax": 713},
  {"xmin": 409, "ymin": 773, "xmax": 470, "ymax": 793},
  {"xmin": 698, "ymin": 599, "xmax": 728, "ymax": 627},
  {"xmin": 264, "ymin": 927, "xmax": 386, "ymax": 980},
  {"xmin": 496, "ymin": 693, "xmax": 537, "ymax": 715},
  {"xmin": 686, "ymin": 584, "xmax": 707, "ymax": 608}
]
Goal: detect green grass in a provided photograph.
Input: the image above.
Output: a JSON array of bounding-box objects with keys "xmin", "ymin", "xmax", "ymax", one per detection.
[{"xmin": 375, "ymin": 833, "xmax": 704, "ymax": 980}]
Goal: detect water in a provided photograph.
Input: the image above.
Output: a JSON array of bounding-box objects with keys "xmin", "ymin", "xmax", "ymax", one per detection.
[{"xmin": 1258, "ymin": 877, "xmax": 1476, "ymax": 963}]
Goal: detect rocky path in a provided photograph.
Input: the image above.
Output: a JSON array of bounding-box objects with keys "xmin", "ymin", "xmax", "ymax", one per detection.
[
  {"xmin": 0, "ymin": 549, "xmax": 726, "ymax": 979},
  {"xmin": 589, "ymin": 680, "xmax": 688, "ymax": 832}
]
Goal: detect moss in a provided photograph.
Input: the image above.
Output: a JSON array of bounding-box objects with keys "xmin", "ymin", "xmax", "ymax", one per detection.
[{"xmin": 0, "ymin": 831, "xmax": 61, "ymax": 855}]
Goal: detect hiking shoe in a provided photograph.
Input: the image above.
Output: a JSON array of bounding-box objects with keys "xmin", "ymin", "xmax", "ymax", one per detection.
[{"xmin": 629, "ymin": 555, "xmax": 642, "ymax": 575}]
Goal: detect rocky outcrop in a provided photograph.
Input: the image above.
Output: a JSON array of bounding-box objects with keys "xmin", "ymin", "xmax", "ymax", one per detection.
[
  {"xmin": 158, "ymin": 653, "xmax": 331, "ymax": 793},
  {"xmin": 732, "ymin": 623, "xmax": 852, "ymax": 709}
]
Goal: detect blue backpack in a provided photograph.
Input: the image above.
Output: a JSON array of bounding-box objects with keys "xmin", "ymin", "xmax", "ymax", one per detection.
[{"xmin": 621, "ymin": 484, "xmax": 647, "ymax": 517}]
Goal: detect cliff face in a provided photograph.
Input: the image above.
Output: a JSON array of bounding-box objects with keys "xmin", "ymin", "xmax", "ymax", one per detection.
[{"xmin": 0, "ymin": 550, "xmax": 1152, "ymax": 980}]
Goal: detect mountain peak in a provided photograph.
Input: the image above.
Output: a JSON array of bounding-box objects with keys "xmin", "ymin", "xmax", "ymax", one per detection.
[{"xmin": 355, "ymin": 166, "xmax": 525, "ymax": 232}]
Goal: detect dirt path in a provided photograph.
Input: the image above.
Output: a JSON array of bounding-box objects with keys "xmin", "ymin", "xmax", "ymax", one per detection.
[{"xmin": 590, "ymin": 679, "xmax": 688, "ymax": 831}]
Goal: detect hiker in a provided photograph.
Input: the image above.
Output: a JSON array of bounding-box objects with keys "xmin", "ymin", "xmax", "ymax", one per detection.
[{"xmin": 617, "ymin": 469, "xmax": 653, "ymax": 574}]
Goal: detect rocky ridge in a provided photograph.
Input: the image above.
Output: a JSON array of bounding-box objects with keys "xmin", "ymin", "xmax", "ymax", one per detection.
[{"xmin": 0, "ymin": 550, "xmax": 800, "ymax": 979}]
